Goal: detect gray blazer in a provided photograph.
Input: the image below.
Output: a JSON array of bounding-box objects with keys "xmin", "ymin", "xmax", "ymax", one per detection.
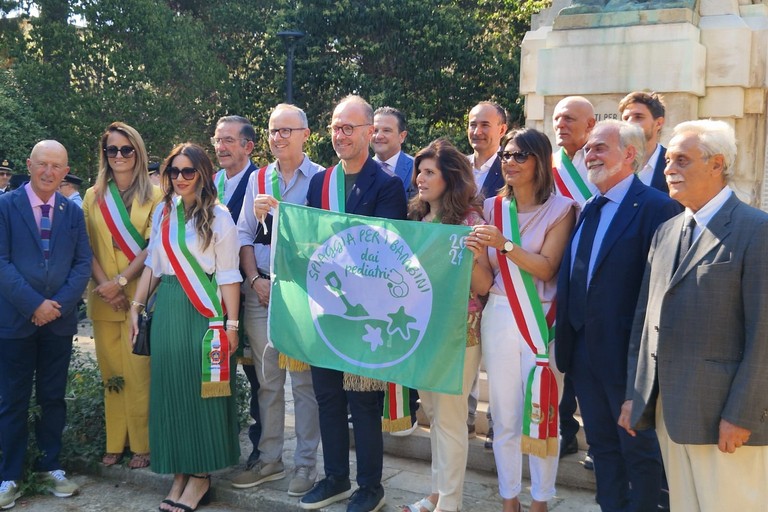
[{"xmin": 626, "ymin": 192, "xmax": 768, "ymax": 445}]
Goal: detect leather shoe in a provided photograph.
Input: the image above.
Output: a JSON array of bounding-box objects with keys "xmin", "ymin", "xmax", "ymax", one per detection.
[
  {"xmin": 582, "ymin": 452, "xmax": 594, "ymax": 471},
  {"xmin": 559, "ymin": 436, "xmax": 578, "ymax": 458}
]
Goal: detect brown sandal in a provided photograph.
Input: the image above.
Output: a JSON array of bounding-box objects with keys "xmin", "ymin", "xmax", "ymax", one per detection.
[
  {"xmin": 102, "ymin": 452, "xmax": 122, "ymax": 466},
  {"xmin": 128, "ymin": 452, "xmax": 150, "ymax": 469}
]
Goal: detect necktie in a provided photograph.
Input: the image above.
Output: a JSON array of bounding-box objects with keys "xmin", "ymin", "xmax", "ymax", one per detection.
[
  {"xmin": 40, "ymin": 203, "xmax": 52, "ymax": 260},
  {"xmin": 568, "ymin": 195, "xmax": 609, "ymax": 331},
  {"xmin": 380, "ymin": 161, "xmax": 394, "ymax": 176},
  {"xmin": 675, "ymin": 216, "xmax": 696, "ymax": 271}
]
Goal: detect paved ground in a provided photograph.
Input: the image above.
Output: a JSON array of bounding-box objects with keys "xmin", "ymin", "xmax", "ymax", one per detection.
[{"xmin": 8, "ymin": 326, "xmax": 600, "ymax": 511}]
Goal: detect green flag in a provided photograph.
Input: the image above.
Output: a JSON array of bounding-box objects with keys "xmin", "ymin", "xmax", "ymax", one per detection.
[{"xmin": 269, "ymin": 203, "xmax": 473, "ymax": 395}]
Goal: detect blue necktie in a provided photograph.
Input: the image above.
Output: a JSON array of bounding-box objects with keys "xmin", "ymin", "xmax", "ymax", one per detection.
[
  {"xmin": 40, "ymin": 203, "xmax": 51, "ymax": 259},
  {"xmin": 568, "ymin": 195, "xmax": 609, "ymax": 331}
]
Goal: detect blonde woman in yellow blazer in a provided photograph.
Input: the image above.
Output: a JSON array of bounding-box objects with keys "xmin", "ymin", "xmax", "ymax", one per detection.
[{"xmin": 83, "ymin": 122, "xmax": 162, "ymax": 469}]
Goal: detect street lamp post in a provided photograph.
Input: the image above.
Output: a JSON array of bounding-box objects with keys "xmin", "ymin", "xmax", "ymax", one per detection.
[{"xmin": 276, "ymin": 30, "xmax": 305, "ymax": 104}]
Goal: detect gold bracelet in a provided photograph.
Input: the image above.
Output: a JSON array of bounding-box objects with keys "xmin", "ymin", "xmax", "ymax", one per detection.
[{"xmin": 130, "ymin": 300, "xmax": 146, "ymax": 310}]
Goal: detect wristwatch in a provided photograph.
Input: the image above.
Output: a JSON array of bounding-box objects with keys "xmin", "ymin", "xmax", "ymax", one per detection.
[
  {"xmin": 500, "ymin": 240, "xmax": 515, "ymax": 254},
  {"xmin": 116, "ymin": 274, "xmax": 128, "ymax": 287}
]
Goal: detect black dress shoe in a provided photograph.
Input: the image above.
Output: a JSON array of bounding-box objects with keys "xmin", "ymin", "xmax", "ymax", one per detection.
[{"xmin": 559, "ymin": 436, "xmax": 578, "ymax": 458}]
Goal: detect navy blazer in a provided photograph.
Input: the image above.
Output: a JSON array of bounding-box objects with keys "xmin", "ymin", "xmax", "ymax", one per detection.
[
  {"xmin": 0, "ymin": 187, "xmax": 91, "ymax": 338},
  {"xmin": 480, "ymin": 156, "xmax": 504, "ymax": 200},
  {"xmin": 226, "ymin": 162, "xmax": 257, "ymax": 224},
  {"xmin": 648, "ymin": 145, "xmax": 668, "ymax": 194},
  {"xmin": 307, "ymin": 156, "xmax": 407, "ymax": 220},
  {"xmin": 393, "ymin": 152, "xmax": 415, "ymax": 199},
  {"xmin": 555, "ymin": 177, "xmax": 680, "ymax": 384}
]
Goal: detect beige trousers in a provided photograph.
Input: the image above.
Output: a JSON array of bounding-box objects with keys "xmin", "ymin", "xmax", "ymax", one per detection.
[
  {"xmin": 419, "ymin": 344, "xmax": 481, "ymax": 511},
  {"xmin": 656, "ymin": 397, "xmax": 768, "ymax": 512}
]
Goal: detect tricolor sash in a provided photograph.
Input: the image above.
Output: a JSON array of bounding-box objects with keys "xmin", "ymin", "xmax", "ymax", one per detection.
[
  {"xmin": 256, "ymin": 164, "xmax": 280, "ymax": 199},
  {"xmin": 98, "ymin": 181, "xmax": 147, "ymax": 261},
  {"xmin": 494, "ymin": 195, "xmax": 558, "ymax": 457},
  {"xmin": 161, "ymin": 199, "xmax": 231, "ymax": 398},
  {"xmin": 553, "ymin": 147, "xmax": 592, "ymax": 205},
  {"xmin": 215, "ymin": 171, "xmax": 226, "ymax": 203},
  {"xmin": 321, "ymin": 163, "xmax": 345, "ymax": 212},
  {"xmin": 257, "ymin": 164, "xmax": 311, "ymax": 372},
  {"xmin": 382, "ymin": 383, "xmax": 413, "ymax": 432}
]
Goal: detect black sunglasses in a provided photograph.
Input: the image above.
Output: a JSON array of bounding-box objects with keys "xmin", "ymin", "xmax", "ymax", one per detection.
[
  {"xmin": 498, "ymin": 150, "xmax": 532, "ymax": 164},
  {"xmin": 104, "ymin": 145, "xmax": 136, "ymax": 158},
  {"xmin": 167, "ymin": 166, "xmax": 198, "ymax": 180}
]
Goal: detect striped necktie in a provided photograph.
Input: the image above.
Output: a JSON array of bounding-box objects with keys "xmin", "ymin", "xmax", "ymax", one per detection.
[{"xmin": 40, "ymin": 203, "xmax": 52, "ymax": 259}]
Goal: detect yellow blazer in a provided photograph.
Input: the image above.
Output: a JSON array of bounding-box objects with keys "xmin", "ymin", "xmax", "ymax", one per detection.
[{"xmin": 83, "ymin": 185, "xmax": 163, "ymax": 322}]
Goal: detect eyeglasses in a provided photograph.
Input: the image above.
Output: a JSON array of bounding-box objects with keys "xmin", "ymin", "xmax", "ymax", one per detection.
[
  {"xmin": 267, "ymin": 127, "xmax": 305, "ymax": 139},
  {"xmin": 327, "ymin": 124, "xmax": 371, "ymax": 136},
  {"xmin": 498, "ymin": 151, "xmax": 532, "ymax": 164},
  {"xmin": 167, "ymin": 167, "xmax": 198, "ymax": 180},
  {"xmin": 0, "ymin": 171, "xmax": 11, "ymax": 177},
  {"xmin": 210, "ymin": 137, "xmax": 248, "ymax": 146},
  {"xmin": 104, "ymin": 145, "xmax": 136, "ymax": 158}
]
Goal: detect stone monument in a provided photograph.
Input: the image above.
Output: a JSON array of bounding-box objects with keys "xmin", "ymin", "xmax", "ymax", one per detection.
[{"xmin": 521, "ymin": 0, "xmax": 768, "ymax": 210}]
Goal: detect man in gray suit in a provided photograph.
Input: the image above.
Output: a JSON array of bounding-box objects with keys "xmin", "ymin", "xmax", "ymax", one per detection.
[{"xmin": 620, "ymin": 119, "xmax": 768, "ymax": 511}]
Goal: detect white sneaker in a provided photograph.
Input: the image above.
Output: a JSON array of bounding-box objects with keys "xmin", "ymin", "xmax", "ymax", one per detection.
[{"xmin": 0, "ymin": 481, "xmax": 21, "ymax": 510}]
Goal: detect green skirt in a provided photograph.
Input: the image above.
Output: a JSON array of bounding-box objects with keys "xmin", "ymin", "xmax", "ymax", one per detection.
[{"xmin": 148, "ymin": 275, "xmax": 240, "ymax": 474}]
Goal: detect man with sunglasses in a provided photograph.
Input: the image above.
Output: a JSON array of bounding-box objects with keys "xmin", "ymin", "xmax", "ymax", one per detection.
[
  {"xmin": 211, "ymin": 115, "xmax": 264, "ymax": 472},
  {"xmin": 301, "ymin": 95, "xmax": 406, "ymax": 512},
  {"xmin": 231, "ymin": 104, "xmax": 323, "ymax": 497},
  {"xmin": 0, "ymin": 141, "xmax": 91, "ymax": 510},
  {"xmin": 0, "ymin": 158, "xmax": 13, "ymax": 194}
]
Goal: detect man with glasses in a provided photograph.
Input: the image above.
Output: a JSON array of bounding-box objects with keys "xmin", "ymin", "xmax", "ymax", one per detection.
[
  {"xmin": 211, "ymin": 115, "xmax": 263, "ymax": 471},
  {"xmin": 0, "ymin": 141, "xmax": 91, "ymax": 510},
  {"xmin": 300, "ymin": 95, "xmax": 406, "ymax": 512},
  {"xmin": 0, "ymin": 158, "xmax": 13, "ymax": 194},
  {"xmin": 231, "ymin": 104, "xmax": 323, "ymax": 497},
  {"xmin": 371, "ymin": 107, "xmax": 415, "ymax": 200}
]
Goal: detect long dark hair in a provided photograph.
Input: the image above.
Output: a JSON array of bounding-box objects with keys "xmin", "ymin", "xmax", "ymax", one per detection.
[
  {"xmin": 161, "ymin": 143, "xmax": 218, "ymax": 249},
  {"xmin": 408, "ymin": 138, "xmax": 482, "ymax": 226},
  {"xmin": 498, "ymin": 128, "xmax": 554, "ymax": 205}
]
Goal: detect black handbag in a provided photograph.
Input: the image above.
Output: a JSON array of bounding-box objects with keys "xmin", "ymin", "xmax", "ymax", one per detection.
[{"xmin": 132, "ymin": 309, "xmax": 152, "ymax": 356}]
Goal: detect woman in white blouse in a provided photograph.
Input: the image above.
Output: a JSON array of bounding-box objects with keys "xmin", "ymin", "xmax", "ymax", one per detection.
[{"xmin": 130, "ymin": 143, "xmax": 241, "ymax": 512}]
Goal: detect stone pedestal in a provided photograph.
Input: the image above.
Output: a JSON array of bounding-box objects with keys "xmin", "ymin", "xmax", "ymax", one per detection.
[{"xmin": 520, "ymin": 0, "xmax": 768, "ymax": 210}]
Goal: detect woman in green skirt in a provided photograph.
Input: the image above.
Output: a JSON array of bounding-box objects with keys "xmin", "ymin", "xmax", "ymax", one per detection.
[{"xmin": 130, "ymin": 143, "xmax": 241, "ymax": 512}]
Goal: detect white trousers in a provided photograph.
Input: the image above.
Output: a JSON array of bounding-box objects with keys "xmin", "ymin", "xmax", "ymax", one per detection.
[
  {"xmin": 481, "ymin": 294, "xmax": 558, "ymax": 502},
  {"xmin": 656, "ymin": 397, "xmax": 768, "ymax": 512},
  {"xmin": 419, "ymin": 344, "xmax": 481, "ymax": 511}
]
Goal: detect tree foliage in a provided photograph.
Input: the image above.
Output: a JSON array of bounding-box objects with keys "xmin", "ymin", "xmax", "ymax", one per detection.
[{"xmin": 1, "ymin": 0, "xmax": 549, "ymax": 179}]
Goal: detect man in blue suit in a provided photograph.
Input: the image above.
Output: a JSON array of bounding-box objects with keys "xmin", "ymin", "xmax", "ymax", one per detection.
[
  {"xmin": 372, "ymin": 107, "xmax": 415, "ymax": 200},
  {"xmin": 555, "ymin": 121, "xmax": 680, "ymax": 512},
  {"xmin": 301, "ymin": 95, "xmax": 406, "ymax": 512},
  {"xmin": 0, "ymin": 141, "xmax": 91, "ymax": 510},
  {"xmin": 619, "ymin": 92, "xmax": 668, "ymax": 194},
  {"xmin": 467, "ymin": 102, "xmax": 507, "ymax": 200}
]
